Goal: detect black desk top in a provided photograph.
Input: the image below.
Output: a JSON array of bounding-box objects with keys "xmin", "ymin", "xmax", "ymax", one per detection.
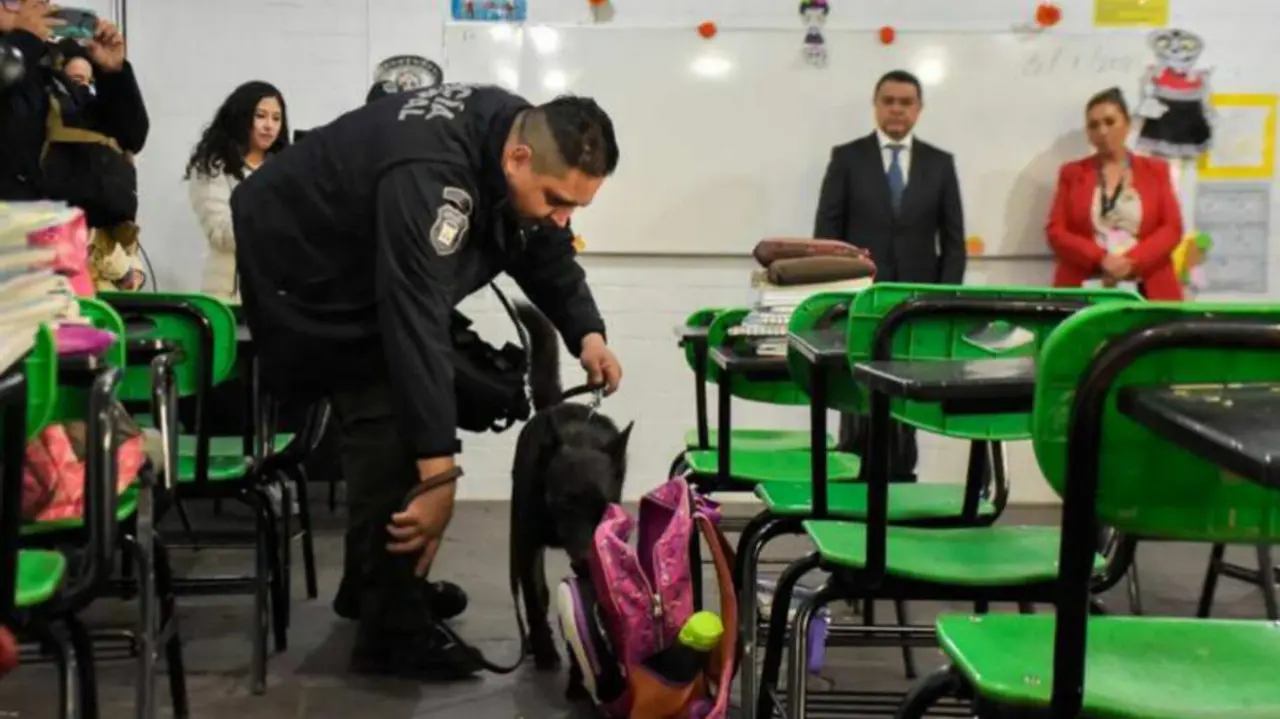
[
  {"xmin": 788, "ymin": 328, "xmax": 847, "ymax": 366},
  {"xmin": 58, "ymin": 352, "xmax": 105, "ymax": 381},
  {"xmin": 1119, "ymin": 383, "xmax": 1280, "ymax": 489},
  {"xmin": 675, "ymin": 325, "xmax": 710, "ymax": 345},
  {"xmin": 709, "ymin": 346, "xmax": 787, "ymax": 375},
  {"xmin": 853, "ymin": 357, "xmax": 1037, "ymax": 404}
]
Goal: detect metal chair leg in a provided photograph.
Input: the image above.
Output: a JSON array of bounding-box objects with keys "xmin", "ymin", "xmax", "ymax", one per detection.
[
  {"xmin": 754, "ymin": 552, "xmax": 822, "ymax": 719},
  {"xmin": 154, "ymin": 537, "xmax": 189, "ymax": 718},
  {"xmin": 785, "ymin": 580, "xmax": 840, "ymax": 719},
  {"xmin": 291, "ymin": 465, "xmax": 319, "ymax": 600},
  {"xmin": 65, "ymin": 615, "xmax": 99, "ymax": 719},
  {"xmin": 1257, "ymin": 545, "xmax": 1279, "ymax": 620},
  {"xmin": 894, "ymin": 665, "xmax": 964, "ymax": 719},
  {"xmin": 736, "ymin": 514, "xmax": 796, "ymax": 719},
  {"xmin": 1196, "ymin": 543, "xmax": 1226, "ymax": 618},
  {"xmin": 892, "ymin": 599, "xmax": 917, "ymax": 680},
  {"xmin": 242, "ymin": 490, "xmax": 271, "ymax": 695},
  {"xmin": 38, "ymin": 621, "xmax": 78, "ymax": 719}
]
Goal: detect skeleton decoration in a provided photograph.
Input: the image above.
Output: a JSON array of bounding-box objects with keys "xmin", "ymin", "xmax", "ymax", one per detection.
[
  {"xmin": 799, "ymin": 0, "xmax": 829, "ymax": 68},
  {"xmin": 1135, "ymin": 29, "xmax": 1214, "ymax": 159}
]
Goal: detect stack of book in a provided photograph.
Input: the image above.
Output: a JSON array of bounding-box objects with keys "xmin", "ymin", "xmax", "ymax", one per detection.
[
  {"xmin": 742, "ymin": 269, "xmax": 874, "ymax": 357},
  {"xmin": 0, "ymin": 202, "xmax": 82, "ymax": 376}
]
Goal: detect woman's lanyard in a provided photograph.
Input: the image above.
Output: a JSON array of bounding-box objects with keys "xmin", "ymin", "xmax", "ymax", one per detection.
[{"xmin": 1098, "ymin": 155, "xmax": 1131, "ymax": 218}]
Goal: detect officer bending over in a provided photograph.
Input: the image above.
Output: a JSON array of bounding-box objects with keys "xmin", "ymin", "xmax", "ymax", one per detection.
[{"xmin": 230, "ymin": 84, "xmax": 623, "ymax": 679}]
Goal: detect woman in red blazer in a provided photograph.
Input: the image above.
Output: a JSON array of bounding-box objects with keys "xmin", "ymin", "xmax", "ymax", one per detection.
[{"xmin": 1046, "ymin": 87, "xmax": 1185, "ymax": 300}]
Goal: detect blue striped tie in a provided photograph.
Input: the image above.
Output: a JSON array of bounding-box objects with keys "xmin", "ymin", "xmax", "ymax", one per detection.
[{"xmin": 886, "ymin": 144, "xmax": 905, "ymax": 212}]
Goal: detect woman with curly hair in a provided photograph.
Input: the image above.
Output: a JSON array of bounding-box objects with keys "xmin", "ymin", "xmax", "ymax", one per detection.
[{"xmin": 185, "ymin": 80, "xmax": 289, "ymax": 301}]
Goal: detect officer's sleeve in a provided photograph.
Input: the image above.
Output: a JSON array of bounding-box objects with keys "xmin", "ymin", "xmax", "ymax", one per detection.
[
  {"xmin": 374, "ymin": 162, "xmax": 476, "ymax": 459},
  {"xmin": 508, "ymin": 224, "xmax": 606, "ymax": 357}
]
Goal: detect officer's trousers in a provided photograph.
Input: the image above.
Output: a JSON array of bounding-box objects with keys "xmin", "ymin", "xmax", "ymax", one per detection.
[{"xmin": 329, "ymin": 376, "xmax": 431, "ymax": 633}]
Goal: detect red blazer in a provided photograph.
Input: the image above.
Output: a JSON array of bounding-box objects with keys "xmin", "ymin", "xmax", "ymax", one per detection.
[{"xmin": 1046, "ymin": 153, "xmax": 1184, "ymax": 300}]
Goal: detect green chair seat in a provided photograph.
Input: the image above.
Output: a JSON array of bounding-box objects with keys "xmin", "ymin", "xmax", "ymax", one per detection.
[
  {"xmin": 21, "ymin": 483, "xmax": 141, "ymax": 536},
  {"xmin": 170, "ymin": 433, "xmax": 293, "ymax": 483},
  {"xmin": 937, "ymin": 613, "xmax": 1280, "ymax": 719},
  {"xmin": 757, "ymin": 482, "xmax": 995, "ymax": 521},
  {"xmin": 176, "ymin": 433, "xmax": 295, "ymax": 459},
  {"xmin": 803, "ymin": 520, "xmax": 1103, "ymax": 586},
  {"xmin": 685, "ymin": 449, "xmax": 861, "ymax": 484},
  {"xmin": 16, "ymin": 549, "xmax": 67, "ymax": 607},
  {"xmin": 683, "ymin": 428, "xmax": 834, "ymax": 452}
]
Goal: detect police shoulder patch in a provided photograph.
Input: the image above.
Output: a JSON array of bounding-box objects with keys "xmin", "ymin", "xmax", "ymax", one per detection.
[{"xmin": 429, "ymin": 186, "xmax": 472, "ymax": 256}]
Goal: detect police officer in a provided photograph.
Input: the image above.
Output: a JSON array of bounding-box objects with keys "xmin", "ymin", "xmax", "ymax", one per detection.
[{"xmin": 230, "ymin": 84, "xmax": 623, "ymax": 679}]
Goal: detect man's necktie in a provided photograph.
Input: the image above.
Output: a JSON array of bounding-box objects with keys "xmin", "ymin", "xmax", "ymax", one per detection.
[{"xmin": 886, "ymin": 143, "xmax": 905, "ymax": 213}]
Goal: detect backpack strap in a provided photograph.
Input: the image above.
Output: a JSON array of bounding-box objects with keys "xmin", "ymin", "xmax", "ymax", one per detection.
[
  {"xmin": 41, "ymin": 93, "xmax": 123, "ymax": 165},
  {"xmin": 693, "ymin": 506, "xmax": 739, "ymax": 719}
]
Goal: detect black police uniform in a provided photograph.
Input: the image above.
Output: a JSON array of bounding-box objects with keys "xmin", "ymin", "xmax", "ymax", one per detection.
[{"xmin": 230, "ymin": 84, "xmax": 606, "ymax": 675}]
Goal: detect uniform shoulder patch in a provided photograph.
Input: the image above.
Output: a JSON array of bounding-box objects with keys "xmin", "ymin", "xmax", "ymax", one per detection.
[{"xmin": 429, "ymin": 186, "xmax": 473, "ymax": 256}]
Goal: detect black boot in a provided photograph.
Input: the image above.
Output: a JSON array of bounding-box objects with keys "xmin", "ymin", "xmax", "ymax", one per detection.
[
  {"xmin": 334, "ymin": 578, "xmax": 469, "ymax": 621},
  {"xmin": 348, "ymin": 568, "xmax": 481, "ymax": 680}
]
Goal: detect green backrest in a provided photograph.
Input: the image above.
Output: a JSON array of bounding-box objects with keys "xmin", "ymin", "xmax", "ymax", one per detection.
[
  {"xmin": 705, "ymin": 308, "xmax": 808, "ymax": 406},
  {"xmin": 23, "ymin": 325, "xmax": 57, "ymax": 438},
  {"xmin": 846, "ymin": 283, "xmax": 1141, "ymax": 440},
  {"xmin": 98, "ymin": 291, "xmax": 239, "ymax": 400},
  {"xmin": 1034, "ymin": 301, "xmax": 1280, "ymax": 542},
  {"xmin": 74, "ymin": 298, "xmax": 127, "ymax": 369},
  {"xmin": 681, "ymin": 307, "xmax": 723, "ymax": 375},
  {"xmin": 786, "ymin": 291, "xmax": 864, "ymax": 414}
]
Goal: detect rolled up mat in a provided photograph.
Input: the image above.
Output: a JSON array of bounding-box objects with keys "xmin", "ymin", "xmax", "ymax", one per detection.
[
  {"xmin": 753, "ymin": 237, "xmax": 869, "ymax": 267},
  {"xmin": 766, "ymin": 255, "xmax": 877, "ymax": 286}
]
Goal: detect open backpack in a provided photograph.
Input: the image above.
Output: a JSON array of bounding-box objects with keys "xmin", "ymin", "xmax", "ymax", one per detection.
[{"xmin": 555, "ymin": 476, "xmax": 738, "ymax": 719}]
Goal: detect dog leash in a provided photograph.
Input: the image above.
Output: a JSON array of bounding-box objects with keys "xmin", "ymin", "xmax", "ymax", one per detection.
[{"xmin": 402, "ymin": 384, "xmax": 607, "ymax": 676}]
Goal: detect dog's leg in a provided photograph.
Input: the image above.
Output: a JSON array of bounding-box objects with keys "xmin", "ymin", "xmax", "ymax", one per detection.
[{"xmin": 521, "ymin": 545, "xmax": 560, "ymax": 670}]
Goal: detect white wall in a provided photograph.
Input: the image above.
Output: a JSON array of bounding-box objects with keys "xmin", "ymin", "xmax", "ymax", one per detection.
[{"xmin": 120, "ymin": 0, "xmax": 1266, "ymax": 502}]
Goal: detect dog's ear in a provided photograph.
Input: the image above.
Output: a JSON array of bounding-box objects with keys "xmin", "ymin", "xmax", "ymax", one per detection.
[{"xmin": 608, "ymin": 421, "xmax": 634, "ymax": 462}]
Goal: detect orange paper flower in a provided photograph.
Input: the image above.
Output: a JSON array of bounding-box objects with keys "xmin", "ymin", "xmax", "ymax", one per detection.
[
  {"xmin": 878, "ymin": 26, "xmax": 896, "ymax": 45},
  {"xmin": 697, "ymin": 21, "xmax": 717, "ymax": 39},
  {"xmin": 588, "ymin": 0, "xmax": 608, "ymax": 5},
  {"xmin": 1035, "ymin": 2, "xmax": 1062, "ymax": 27}
]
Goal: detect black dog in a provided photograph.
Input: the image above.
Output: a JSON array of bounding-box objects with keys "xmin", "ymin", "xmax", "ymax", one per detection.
[{"xmin": 510, "ymin": 302, "xmax": 632, "ymax": 671}]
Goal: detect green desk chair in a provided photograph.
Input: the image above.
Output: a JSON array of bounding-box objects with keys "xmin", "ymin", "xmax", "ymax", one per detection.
[
  {"xmin": 682, "ymin": 306, "xmax": 859, "ymax": 489},
  {"xmin": 26, "ymin": 298, "xmax": 190, "ymax": 718},
  {"xmin": 5, "ymin": 325, "xmax": 136, "ymax": 718},
  {"xmin": 898, "ymin": 302, "xmax": 1280, "ymax": 719},
  {"xmin": 98, "ymin": 291, "xmax": 284, "ymax": 696},
  {"xmin": 753, "ymin": 284, "xmax": 1139, "ymax": 719},
  {"xmin": 671, "ymin": 308, "xmax": 826, "ymax": 476}
]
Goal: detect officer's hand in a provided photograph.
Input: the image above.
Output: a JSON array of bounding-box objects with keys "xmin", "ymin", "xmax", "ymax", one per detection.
[
  {"xmin": 86, "ymin": 18, "xmax": 126, "ymax": 73},
  {"xmin": 386, "ymin": 469, "xmax": 457, "ymax": 577},
  {"xmin": 580, "ymin": 333, "xmax": 621, "ymax": 395}
]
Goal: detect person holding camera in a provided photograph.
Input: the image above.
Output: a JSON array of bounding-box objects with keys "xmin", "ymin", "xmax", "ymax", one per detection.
[
  {"xmin": 231, "ymin": 83, "xmax": 623, "ymax": 680},
  {"xmin": 0, "ymin": 0, "xmax": 148, "ymax": 201}
]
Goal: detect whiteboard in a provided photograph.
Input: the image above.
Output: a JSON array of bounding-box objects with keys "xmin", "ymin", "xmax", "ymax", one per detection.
[{"xmin": 443, "ymin": 25, "xmax": 1154, "ymax": 256}]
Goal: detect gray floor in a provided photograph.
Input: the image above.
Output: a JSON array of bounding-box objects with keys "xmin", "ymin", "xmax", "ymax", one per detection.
[{"xmin": 0, "ymin": 498, "xmax": 1274, "ymax": 718}]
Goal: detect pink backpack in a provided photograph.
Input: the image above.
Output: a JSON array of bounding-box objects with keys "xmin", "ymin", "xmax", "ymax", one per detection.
[{"xmin": 557, "ymin": 477, "xmax": 738, "ymax": 719}]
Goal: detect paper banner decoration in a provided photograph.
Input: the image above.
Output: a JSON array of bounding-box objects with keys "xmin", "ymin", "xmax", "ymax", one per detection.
[
  {"xmin": 1134, "ymin": 29, "xmax": 1214, "ymax": 159},
  {"xmin": 452, "ymin": 0, "xmax": 528, "ymax": 22},
  {"xmin": 588, "ymin": 0, "xmax": 615, "ymax": 24},
  {"xmin": 1035, "ymin": 3, "xmax": 1062, "ymax": 28},
  {"xmin": 799, "ymin": 0, "xmax": 829, "ymax": 67},
  {"xmin": 1172, "ymin": 231, "xmax": 1212, "ymax": 296}
]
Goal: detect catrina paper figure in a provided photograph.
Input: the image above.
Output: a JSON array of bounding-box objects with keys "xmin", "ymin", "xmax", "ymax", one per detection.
[
  {"xmin": 1135, "ymin": 29, "xmax": 1213, "ymax": 159},
  {"xmin": 800, "ymin": 0, "xmax": 829, "ymax": 67}
]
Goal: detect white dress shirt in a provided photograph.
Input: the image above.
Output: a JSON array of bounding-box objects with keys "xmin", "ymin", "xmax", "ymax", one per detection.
[{"xmin": 876, "ymin": 128, "xmax": 913, "ymax": 185}]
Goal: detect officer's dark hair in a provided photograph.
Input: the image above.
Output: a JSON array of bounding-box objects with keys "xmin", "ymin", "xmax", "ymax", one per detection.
[
  {"xmin": 1086, "ymin": 87, "xmax": 1129, "ymax": 120},
  {"xmin": 520, "ymin": 95, "xmax": 619, "ymax": 178},
  {"xmin": 874, "ymin": 70, "xmax": 923, "ymax": 103}
]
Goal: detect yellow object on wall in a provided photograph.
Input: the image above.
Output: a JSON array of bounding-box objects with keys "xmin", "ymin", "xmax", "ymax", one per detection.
[{"xmin": 1197, "ymin": 94, "xmax": 1278, "ymax": 181}]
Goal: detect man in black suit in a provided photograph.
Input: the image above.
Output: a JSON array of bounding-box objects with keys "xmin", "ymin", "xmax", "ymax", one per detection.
[{"xmin": 813, "ymin": 69, "xmax": 966, "ymax": 481}]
